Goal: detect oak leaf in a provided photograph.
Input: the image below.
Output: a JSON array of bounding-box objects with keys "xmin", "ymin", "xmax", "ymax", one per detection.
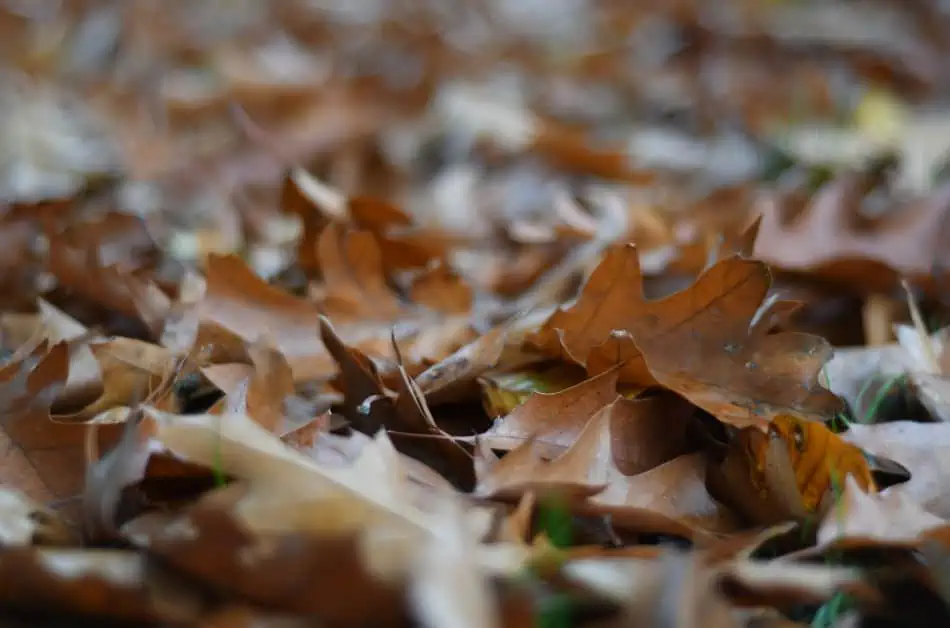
[
  {"xmin": 319, "ymin": 317, "xmax": 474, "ymax": 488},
  {"xmin": 53, "ymin": 337, "xmax": 178, "ymax": 422},
  {"xmin": 476, "ymin": 399, "xmax": 738, "ymax": 539},
  {"xmin": 753, "ymin": 172, "xmax": 950, "ymax": 292},
  {"xmin": 148, "ymin": 500, "xmax": 405, "ymax": 621},
  {"xmin": 202, "ymin": 338, "xmax": 304, "ymax": 435},
  {"xmin": 707, "ymin": 416, "xmax": 876, "ymax": 526},
  {"xmin": 282, "ymin": 168, "xmax": 445, "ymax": 275},
  {"xmin": 45, "ymin": 224, "xmax": 170, "ymax": 338},
  {"xmin": 478, "ymin": 367, "xmax": 621, "ymax": 457},
  {"xmin": 0, "ymin": 547, "xmax": 203, "ymax": 624},
  {"xmin": 532, "ymin": 244, "xmax": 842, "ymax": 428},
  {"xmin": 0, "ymin": 341, "xmax": 121, "ymax": 503}
]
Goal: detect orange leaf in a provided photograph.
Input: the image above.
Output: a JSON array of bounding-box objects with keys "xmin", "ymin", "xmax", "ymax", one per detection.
[{"xmin": 707, "ymin": 416, "xmax": 876, "ymax": 526}]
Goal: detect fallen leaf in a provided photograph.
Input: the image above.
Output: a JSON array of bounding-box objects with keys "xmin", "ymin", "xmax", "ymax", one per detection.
[
  {"xmin": 149, "ymin": 500, "xmax": 406, "ymax": 621},
  {"xmin": 479, "ymin": 363, "xmax": 589, "ymax": 418},
  {"xmin": 561, "ymin": 550, "xmax": 738, "ymax": 627},
  {"xmin": 0, "ymin": 341, "xmax": 123, "ymax": 503},
  {"xmin": 606, "ymin": 393, "xmax": 697, "ymax": 475},
  {"xmin": 144, "ymin": 406, "xmax": 437, "ymax": 538},
  {"xmin": 320, "ymin": 317, "xmax": 474, "ymax": 487},
  {"xmin": 409, "ymin": 500, "xmax": 501, "ymax": 628},
  {"xmin": 753, "ymin": 172, "xmax": 950, "ymax": 292},
  {"xmin": 281, "ymin": 167, "xmax": 442, "ymax": 277},
  {"xmin": 816, "ymin": 475, "xmax": 947, "ymax": 549},
  {"xmin": 479, "ymin": 367, "xmax": 621, "ymax": 457},
  {"xmin": 0, "ymin": 547, "xmax": 203, "ymax": 624},
  {"xmin": 53, "ymin": 337, "xmax": 177, "ymax": 421},
  {"xmin": 202, "ymin": 337, "xmax": 298, "ymax": 434},
  {"xmin": 532, "ymin": 245, "xmax": 842, "ymax": 428},
  {"xmin": 894, "ymin": 323, "xmax": 950, "ymax": 422},
  {"xmin": 844, "ymin": 421, "xmax": 950, "ymax": 518},
  {"xmin": 415, "ymin": 323, "xmax": 514, "ymax": 405},
  {"xmin": 476, "ymin": 399, "xmax": 738, "ymax": 538},
  {"xmin": 45, "ymin": 231, "xmax": 170, "ymax": 338},
  {"xmin": 316, "ymin": 222, "xmax": 404, "ymax": 321},
  {"xmin": 707, "ymin": 416, "xmax": 876, "ymax": 526},
  {"xmin": 408, "ymin": 261, "xmax": 474, "ymax": 316},
  {"xmin": 0, "ymin": 487, "xmax": 73, "ymax": 546},
  {"xmin": 197, "ymin": 254, "xmax": 333, "ymax": 380}
]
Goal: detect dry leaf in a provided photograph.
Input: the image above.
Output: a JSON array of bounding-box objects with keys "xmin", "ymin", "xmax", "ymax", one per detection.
[
  {"xmin": 844, "ymin": 421, "xmax": 950, "ymax": 518},
  {"xmin": 816, "ymin": 474, "xmax": 947, "ymax": 549},
  {"xmin": 708, "ymin": 416, "xmax": 876, "ymax": 526},
  {"xmin": 477, "ymin": 400, "xmax": 738, "ymax": 538},
  {"xmin": 202, "ymin": 337, "xmax": 297, "ymax": 434},
  {"xmin": 479, "ymin": 367, "xmax": 621, "ymax": 457},
  {"xmin": 54, "ymin": 337, "xmax": 177, "ymax": 421},
  {"xmin": 149, "ymin": 500, "xmax": 406, "ymax": 621},
  {"xmin": 316, "ymin": 222, "xmax": 404, "ymax": 321},
  {"xmin": 197, "ymin": 254, "xmax": 332, "ymax": 381},
  {"xmin": 753, "ymin": 173, "xmax": 950, "ymax": 292},
  {"xmin": 0, "ymin": 341, "xmax": 122, "ymax": 503},
  {"xmin": 533, "ymin": 245, "xmax": 842, "ymax": 428},
  {"xmin": 0, "ymin": 547, "xmax": 203, "ymax": 624}
]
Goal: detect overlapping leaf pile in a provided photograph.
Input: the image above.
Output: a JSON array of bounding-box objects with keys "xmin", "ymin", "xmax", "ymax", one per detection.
[{"xmin": 4, "ymin": 1, "xmax": 950, "ymax": 627}]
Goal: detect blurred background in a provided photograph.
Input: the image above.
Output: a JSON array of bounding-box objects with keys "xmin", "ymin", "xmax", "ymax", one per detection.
[{"xmin": 2, "ymin": 0, "xmax": 950, "ymax": 342}]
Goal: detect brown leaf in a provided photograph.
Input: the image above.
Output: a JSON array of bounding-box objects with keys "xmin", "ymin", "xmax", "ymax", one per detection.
[
  {"xmin": 479, "ymin": 367, "xmax": 621, "ymax": 457},
  {"xmin": 408, "ymin": 261, "xmax": 474, "ymax": 315},
  {"xmin": 0, "ymin": 487, "xmax": 74, "ymax": 546},
  {"xmin": 0, "ymin": 547, "xmax": 203, "ymax": 623},
  {"xmin": 198, "ymin": 254, "xmax": 332, "ymax": 381},
  {"xmin": 282, "ymin": 168, "xmax": 444, "ymax": 276},
  {"xmin": 53, "ymin": 338, "xmax": 177, "ymax": 421},
  {"xmin": 149, "ymin": 501, "xmax": 405, "ymax": 621},
  {"xmin": 202, "ymin": 338, "xmax": 297, "ymax": 434},
  {"xmin": 535, "ymin": 244, "xmax": 842, "ymax": 428},
  {"xmin": 316, "ymin": 222, "xmax": 404, "ymax": 321},
  {"xmin": 83, "ymin": 408, "xmax": 154, "ymax": 541},
  {"xmin": 607, "ymin": 393, "xmax": 696, "ymax": 475},
  {"xmin": 753, "ymin": 173, "xmax": 950, "ymax": 292},
  {"xmin": 0, "ymin": 341, "xmax": 122, "ymax": 503},
  {"xmin": 706, "ymin": 422, "xmax": 812, "ymax": 527},
  {"xmin": 477, "ymin": 400, "xmax": 738, "ymax": 538},
  {"xmin": 415, "ymin": 323, "xmax": 513, "ymax": 405},
  {"xmin": 45, "ymin": 231, "xmax": 170, "ymax": 337},
  {"xmin": 320, "ymin": 316, "xmax": 474, "ymax": 488},
  {"xmin": 562, "ymin": 550, "xmax": 738, "ymax": 627}
]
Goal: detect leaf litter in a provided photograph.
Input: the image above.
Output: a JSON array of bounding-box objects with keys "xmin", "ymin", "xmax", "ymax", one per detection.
[{"xmin": 3, "ymin": 2, "xmax": 950, "ymax": 627}]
